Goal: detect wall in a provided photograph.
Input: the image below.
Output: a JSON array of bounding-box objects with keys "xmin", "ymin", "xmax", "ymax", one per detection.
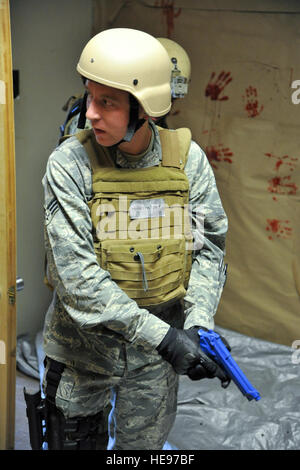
[{"xmin": 10, "ymin": 0, "xmax": 93, "ymax": 335}]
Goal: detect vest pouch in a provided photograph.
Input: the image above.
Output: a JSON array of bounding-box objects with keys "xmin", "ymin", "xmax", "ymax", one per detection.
[{"xmin": 97, "ymin": 238, "xmax": 187, "ymax": 308}]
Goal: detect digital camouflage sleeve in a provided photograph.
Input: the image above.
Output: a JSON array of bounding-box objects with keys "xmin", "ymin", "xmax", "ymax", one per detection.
[{"xmin": 183, "ymin": 139, "xmax": 228, "ymax": 330}]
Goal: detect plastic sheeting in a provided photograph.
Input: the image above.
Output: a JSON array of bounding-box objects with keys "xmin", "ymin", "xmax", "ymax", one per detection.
[
  {"xmin": 168, "ymin": 326, "xmax": 300, "ymax": 450},
  {"xmin": 18, "ymin": 326, "xmax": 299, "ymax": 450},
  {"xmin": 16, "ymin": 334, "xmax": 40, "ymax": 380}
]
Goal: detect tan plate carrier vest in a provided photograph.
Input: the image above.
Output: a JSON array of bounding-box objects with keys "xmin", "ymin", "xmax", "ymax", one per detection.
[{"xmin": 76, "ymin": 126, "xmax": 193, "ymax": 309}]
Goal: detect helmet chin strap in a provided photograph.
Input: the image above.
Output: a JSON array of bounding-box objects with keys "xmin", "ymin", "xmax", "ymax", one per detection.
[
  {"xmin": 77, "ymin": 91, "xmax": 88, "ymax": 129},
  {"xmin": 77, "ymin": 91, "xmax": 145, "ymax": 146},
  {"xmin": 119, "ymin": 94, "xmax": 146, "ymax": 144}
]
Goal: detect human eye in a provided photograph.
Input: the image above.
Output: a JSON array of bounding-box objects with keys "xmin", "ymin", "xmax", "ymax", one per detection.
[{"xmin": 102, "ymin": 97, "xmax": 115, "ymax": 108}]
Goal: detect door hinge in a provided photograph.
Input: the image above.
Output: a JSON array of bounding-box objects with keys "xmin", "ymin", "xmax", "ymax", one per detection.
[
  {"xmin": 8, "ymin": 285, "xmax": 16, "ymax": 304},
  {"xmin": 7, "ymin": 278, "xmax": 24, "ymax": 304}
]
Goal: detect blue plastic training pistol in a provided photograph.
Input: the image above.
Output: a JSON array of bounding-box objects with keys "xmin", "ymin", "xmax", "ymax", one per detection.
[{"xmin": 198, "ymin": 329, "xmax": 261, "ymax": 402}]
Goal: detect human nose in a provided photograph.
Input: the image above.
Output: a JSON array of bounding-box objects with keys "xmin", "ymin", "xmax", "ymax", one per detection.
[{"xmin": 86, "ymin": 98, "xmax": 101, "ymax": 121}]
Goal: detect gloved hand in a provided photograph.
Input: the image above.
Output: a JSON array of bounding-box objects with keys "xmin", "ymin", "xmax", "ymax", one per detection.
[
  {"xmin": 156, "ymin": 326, "xmax": 230, "ymax": 387},
  {"xmin": 186, "ymin": 326, "xmax": 231, "ymax": 388}
]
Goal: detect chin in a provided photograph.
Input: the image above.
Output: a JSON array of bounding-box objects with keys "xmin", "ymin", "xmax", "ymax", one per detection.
[
  {"xmin": 93, "ymin": 129, "xmax": 120, "ymax": 147},
  {"xmin": 93, "ymin": 131, "xmax": 110, "ymax": 146}
]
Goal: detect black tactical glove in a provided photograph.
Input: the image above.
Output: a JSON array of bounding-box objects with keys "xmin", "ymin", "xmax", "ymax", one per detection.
[
  {"xmin": 156, "ymin": 327, "xmax": 230, "ymax": 387},
  {"xmin": 186, "ymin": 327, "xmax": 231, "ymax": 388},
  {"xmin": 156, "ymin": 327, "xmax": 205, "ymax": 375}
]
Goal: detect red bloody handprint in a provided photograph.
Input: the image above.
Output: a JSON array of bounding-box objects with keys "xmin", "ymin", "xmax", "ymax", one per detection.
[
  {"xmin": 156, "ymin": 0, "xmax": 182, "ymax": 38},
  {"xmin": 265, "ymin": 153, "xmax": 298, "ymax": 172},
  {"xmin": 205, "ymin": 143, "xmax": 233, "ymax": 170},
  {"xmin": 243, "ymin": 86, "xmax": 264, "ymax": 117},
  {"xmin": 205, "ymin": 71, "xmax": 233, "ymax": 101},
  {"xmin": 268, "ymin": 175, "xmax": 298, "ymax": 196},
  {"xmin": 265, "ymin": 152, "xmax": 298, "ymax": 199},
  {"xmin": 266, "ymin": 219, "xmax": 292, "ymax": 240}
]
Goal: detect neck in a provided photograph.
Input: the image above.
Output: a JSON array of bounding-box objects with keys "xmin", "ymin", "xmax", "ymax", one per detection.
[{"xmin": 118, "ymin": 120, "xmax": 152, "ymax": 155}]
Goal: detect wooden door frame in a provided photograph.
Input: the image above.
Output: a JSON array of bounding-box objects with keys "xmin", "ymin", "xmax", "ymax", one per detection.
[{"xmin": 0, "ymin": 0, "xmax": 17, "ymax": 450}]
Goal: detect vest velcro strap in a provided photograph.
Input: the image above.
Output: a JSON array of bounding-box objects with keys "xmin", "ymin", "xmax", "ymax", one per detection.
[
  {"xmin": 158, "ymin": 126, "xmax": 192, "ymax": 169},
  {"xmin": 159, "ymin": 128, "xmax": 181, "ymax": 168},
  {"xmin": 177, "ymin": 128, "xmax": 192, "ymax": 169}
]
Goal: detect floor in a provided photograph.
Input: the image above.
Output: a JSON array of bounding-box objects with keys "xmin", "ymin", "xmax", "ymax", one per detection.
[{"xmin": 15, "ymin": 370, "xmax": 40, "ymax": 450}]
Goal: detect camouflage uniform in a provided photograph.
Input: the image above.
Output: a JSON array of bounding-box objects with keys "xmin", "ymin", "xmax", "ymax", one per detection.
[{"xmin": 42, "ymin": 119, "xmax": 227, "ymax": 449}]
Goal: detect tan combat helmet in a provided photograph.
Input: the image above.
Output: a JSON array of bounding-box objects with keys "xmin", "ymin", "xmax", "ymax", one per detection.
[
  {"xmin": 156, "ymin": 38, "xmax": 191, "ymax": 99},
  {"xmin": 77, "ymin": 28, "xmax": 172, "ymax": 118}
]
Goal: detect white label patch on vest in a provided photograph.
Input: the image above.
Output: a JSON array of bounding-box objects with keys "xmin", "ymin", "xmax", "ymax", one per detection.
[{"xmin": 129, "ymin": 198, "xmax": 165, "ymax": 219}]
